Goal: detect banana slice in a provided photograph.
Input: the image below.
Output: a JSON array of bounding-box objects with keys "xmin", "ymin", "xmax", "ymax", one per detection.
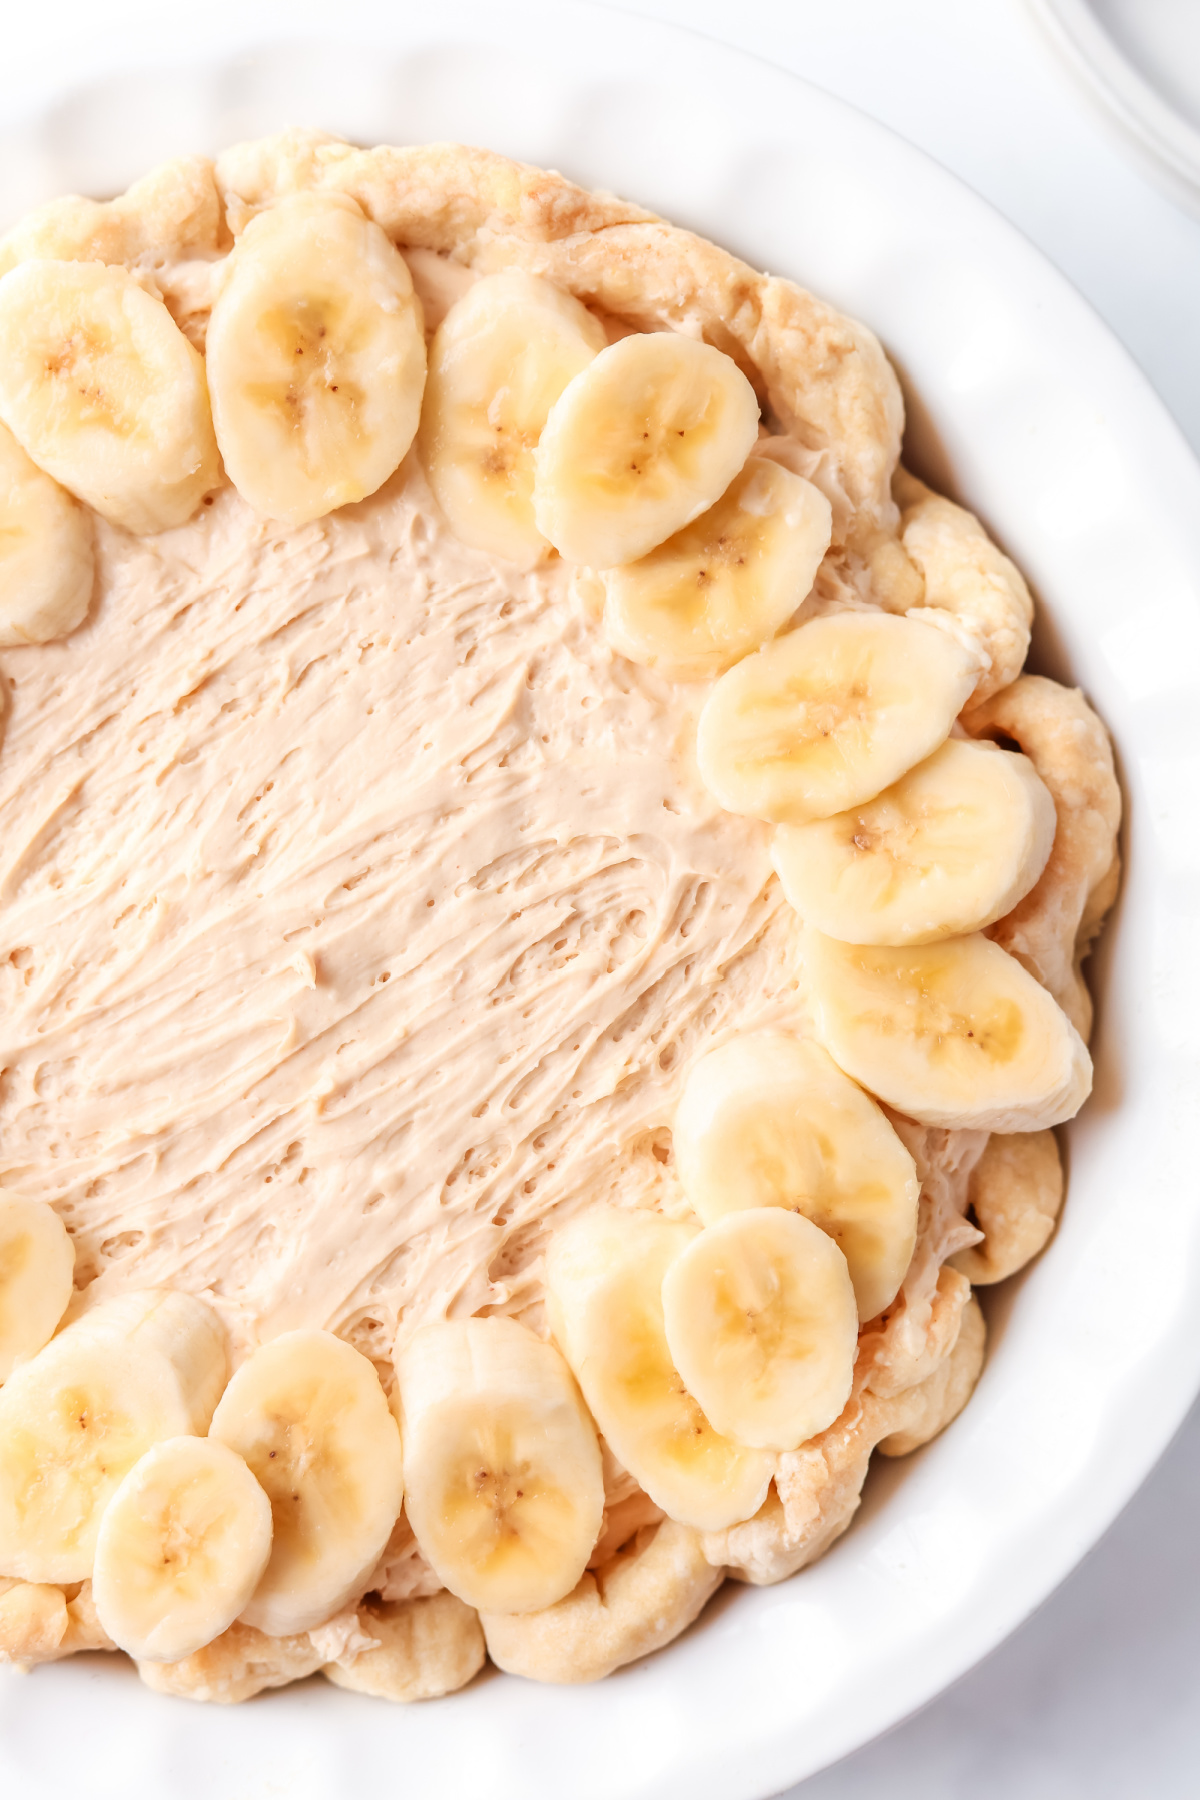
[
  {"xmin": 673, "ymin": 1031, "xmax": 918, "ymax": 1321},
  {"xmin": 395, "ymin": 1315, "xmax": 604, "ymax": 1615},
  {"xmin": 420, "ymin": 270, "xmax": 606, "ymax": 565},
  {"xmin": 533, "ymin": 331, "xmax": 760, "ymax": 567},
  {"xmin": 0, "ymin": 1290, "xmax": 228, "ymax": 1582},
  {"xmin": 207, "ymin": 1328, "xmax": 403, "ymax": 1637},
  {"xmin": 92, "ymin": 1435, "xmax": 272, "ymax": 1663},
  {"xmin": 0, "ymin": 1197, "xmax": 75, "ymax": 1382},
  {"xmin": 206, "ymin": 192, "xmax": 426, "ymax": 526},
  {"xmin": 697, "ymin": 610, "xmax": 982, "ymax": 824},
  {"xmin": 0, "ymin": 421, "xmax": 93, "ymax": 645},
  {"xmin": 772, "ymin": 737, "xmax": 1057, "ymax": 945},
  {"xmin": 661, "ymin": 1208, "xmax": 857, "ymax": 1452},
  {"xmin": 545, "ymin": 1209, "xmax": 773, "ymax": 1531},
  {"xmin": 599, "ymin": 458, "xmax": 833, "ymax": 679},
  {"xmin": 801, "ymin": 925, "xmax": 1093, "ymax": 1131},
  {"xmin": 0, "ymin": 259, "xmax": 220, "ymax": 535}
]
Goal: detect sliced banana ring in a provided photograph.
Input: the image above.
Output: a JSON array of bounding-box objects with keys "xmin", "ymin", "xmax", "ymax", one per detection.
[
  {"xmin": 208, "ymin": 1327, "xmax": 404, "ymax": 1637},
  {"xmin": 0, "ymin": 421, "xmax": 94, "ymax": 645},
  {"xmin": 420, "ymin": 270, "xmax": 606, "ymax": 565},
  {"xmin": 673, "ymin": 1031, "xmax": 919, "ymax": 1322},
  {"xmin": 0, "ymin": 258, "xmax": 220, "ymax": 535},
  {"xmin": 545, "ymin": 1207, "xmax": 773, "ymax": 1532},
  {"xmin": 533, "ymin": 330, "xmax": 760, "ymax": 567},
  {"xmin": 92, "ymin": 1435, "xmax": 272, "ymax": 1663},
  {"xmin": 801, "ymin": 925, "xmax": 1093, "ymax": 1132},
  {"xmin": 0, "ymin": 1290, "xmax": 228, "ymax": 1583},
  {"xmin": 697, "ymin": 610, "xmax": 982, "ymax": 825},
  {"xmin": 0, "ymin": 1195, "xmax": 75, "ymax": 1381},
  {"xmin": 772, "ymin": 736, "xmax": 1057, "ymax": 946},
  {"xmin": 395, "ymin": 1315, "xmax": 604, "ymax": 1616},
  {"xmin": 661, "ymin": 1208, "xmax": 858, "ymax": 1453},
  {"xmin": 482, "ymin": 1517, "xmax": 723, "ymax": 1685},
  {"xmin": 599, "ymin": 458, "xmax": 832, "ymax": 679},
  {"xmin": 708, "ymin": 1296, "xmax": 988, "ymax": 1586},
  {"xmin": 206, "ymin": 192, "xmax": 427, "ymax": 526}
]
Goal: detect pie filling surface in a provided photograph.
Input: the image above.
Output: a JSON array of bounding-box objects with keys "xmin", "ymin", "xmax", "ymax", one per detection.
[{"xmin": 0, "ymin": 130, "xmax": 1121, "ymax": 1697}]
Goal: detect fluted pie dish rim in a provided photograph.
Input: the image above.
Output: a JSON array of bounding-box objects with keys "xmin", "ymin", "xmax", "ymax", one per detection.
[{"xmin": 0, "ymin": 8, "xmax": 1195, "ymax": 1798}]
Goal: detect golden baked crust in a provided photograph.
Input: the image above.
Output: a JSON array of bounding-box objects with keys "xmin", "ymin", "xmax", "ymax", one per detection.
[
  {"xmin": 0, "ymin": 130, "xmax": 1122, "ymax": 1697},
  {"xmin": 897, "ymin": 471, "xmax": 1034, "ymax": 704},
  {"xmin": 701, "ymin": 1297, "xmax": 987, "ymax": 1588},
  {"xmin": 950, "ymin": 1130, "xmax": 1064, "ymax": 1286},
  {"xmin": 0, "ymin": 156, "xmax": 226, "ymax": 274},
  {"xmin": 323, "ymin": 1591, "xmax": 485, "ymax": 1702},
  {"xmin": 0, "ymin": 130, "xmax": 904, "ymax": 551},
  {"xmin": 136, "ymin": 1619, "xmax": 327, "ymax": 1703},
  {"xmin": 0, "ymin": 1577, "xmax": 114, "ymax": 1668},
  {"xmin": 482, "ymin": 1518, "xmax": 723, "ymax": 1685},
  {"xmin": 966, "ymin": 674, "xmax": 1122, "ymax": 1039}
]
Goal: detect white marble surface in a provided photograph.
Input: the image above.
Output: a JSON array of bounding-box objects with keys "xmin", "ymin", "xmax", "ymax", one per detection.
[
  {"xmin": 793, "ymin": 1405, "xmax": 1200, "ymax": 1793},
  {"xmin": 1094, "ymin": 0, "xmax": 1200, "ymax": 131},
  {"xmin": 0, "ymin": 2, "xmax": 1197, "ymax": 1792}
]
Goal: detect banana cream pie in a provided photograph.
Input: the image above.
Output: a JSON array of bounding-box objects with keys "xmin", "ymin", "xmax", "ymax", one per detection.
[{"xmin": 0, "ymin": 130, "xmax": 1120, "ymax": 1701}]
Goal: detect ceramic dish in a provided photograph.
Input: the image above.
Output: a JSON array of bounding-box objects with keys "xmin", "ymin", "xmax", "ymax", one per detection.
[
  {"xmin": 1, "ymin": 4, "xmax": 1199, "ymax": 1796},
  {"xmin": 1029, "ymin": 0, "xmax": 1200, "ymax": 211}
]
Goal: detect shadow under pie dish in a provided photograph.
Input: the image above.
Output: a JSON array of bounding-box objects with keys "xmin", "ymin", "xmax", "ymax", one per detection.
[{"xmin": 0, "ymin": 127, "xmax": 1120, "ymax": 1701}]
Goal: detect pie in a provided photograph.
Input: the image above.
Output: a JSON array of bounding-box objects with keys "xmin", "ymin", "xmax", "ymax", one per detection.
[{"xmin": 0, "ymin": 130, "xmax": 1120, "ymax": 1701}]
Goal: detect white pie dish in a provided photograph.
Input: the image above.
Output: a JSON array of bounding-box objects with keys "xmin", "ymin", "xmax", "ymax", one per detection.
[
  {"xmin": 0, "ymin": 3, "xmax": 1199, "ymax": 1796},
  {"xmin": 1029, "ymin": 0, "xmax": 1200, "ymax": 212}
]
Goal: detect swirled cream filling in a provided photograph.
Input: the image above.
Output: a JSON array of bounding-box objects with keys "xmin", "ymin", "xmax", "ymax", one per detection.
[{"xmin": 0, "ymin": 457, "xmax": 803, "ymax": 1366}]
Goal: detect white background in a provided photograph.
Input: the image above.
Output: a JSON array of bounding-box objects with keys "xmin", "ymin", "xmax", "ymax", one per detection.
[{"xmin": 1, "ymin": 3, "xmax": 1197, "ymax": 1794}]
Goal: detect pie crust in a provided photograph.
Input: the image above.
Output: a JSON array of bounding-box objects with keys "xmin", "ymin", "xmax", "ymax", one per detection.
[{"xmin": 0, "ymin": 131, "xmax": 1120, "ymax": 1698}]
